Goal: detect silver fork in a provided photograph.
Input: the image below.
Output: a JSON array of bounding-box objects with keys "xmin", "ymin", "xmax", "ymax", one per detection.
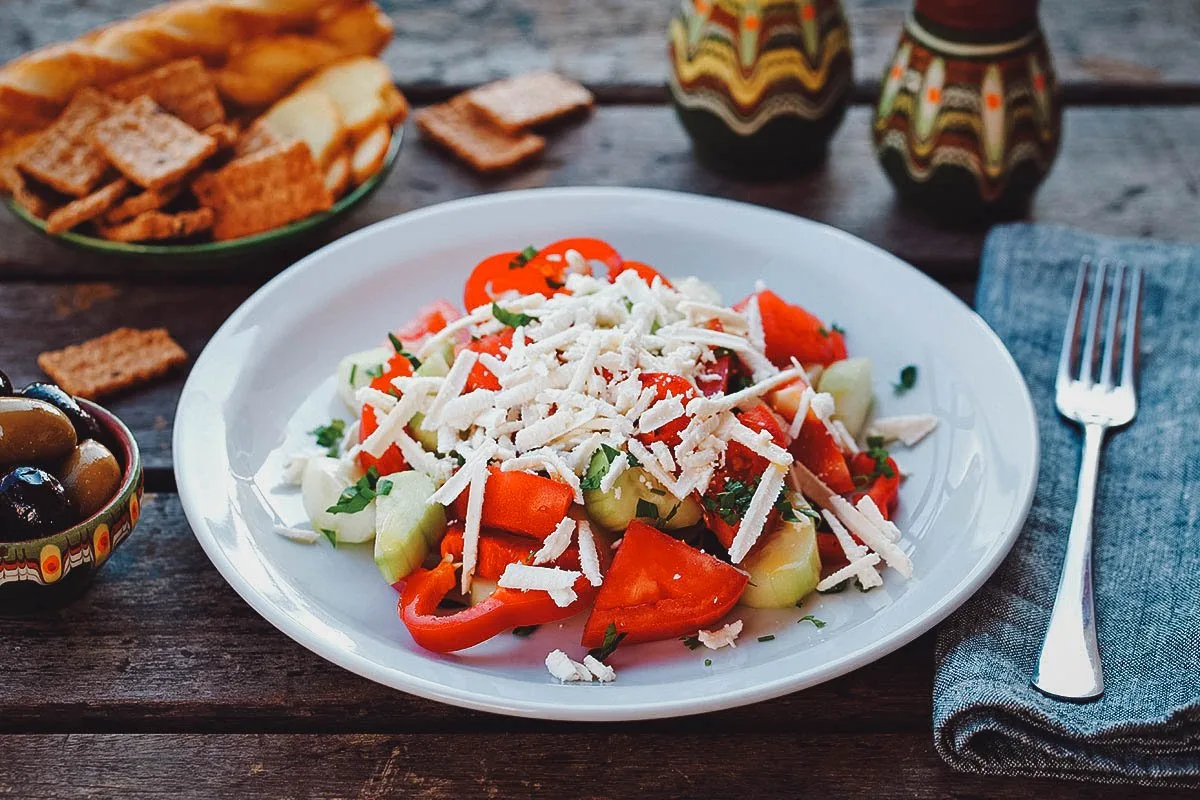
[{"xmin": 1032, "ymin": 258, "xmax": 1142, "ymax": 702}]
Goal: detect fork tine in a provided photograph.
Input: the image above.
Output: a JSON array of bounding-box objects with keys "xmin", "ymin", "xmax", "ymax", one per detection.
[
  {"xmin": 1121, "ymin": 266, "xmax": 1143, "ymax": 388},
  {"xmin": 1057, "ymin": 258, "xmax": 1090, "ymax": 389},
  {"xmin": 1078, "ymin": 260, "xmax": 1108, "ymax": 387},
  {"xmin": 1099, "ymin": 262, "xmax": 1126, "ymax": 389}
]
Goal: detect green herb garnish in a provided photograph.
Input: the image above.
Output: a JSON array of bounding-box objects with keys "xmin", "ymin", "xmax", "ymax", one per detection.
[
  {"xmin": 681, "ymin": 635, "xmax": 702, "ymax": 651},
  {"xmin": 635, "ymin": 498, "xmax": 659, "ymax": 520},
  {"xmin": 588, "ymin": 622, "xmax": 627, "ymax": 661},
  {"xmin": 509, "ymin": 245, "xmax": 538, "ymax": 269},
  {"xmin": 310, "ymin": 418, "xmax": 346, "ymax": 457},
  {"xmin": 798, "ymin": 614, "xmax": 826, "ymax": 629},
  {"xmin": 893, "ymin": 364, "xmax": 918, "ymax": 395},
  {"xmin": 703, "ymin": 478, "xmax": 756, "ymax": 525},
  {"xmin": 365, "ymin": 364, "xmax": 384, "ymax": 380},
  {"xmin": 387, "ymin": 333, "xmax": 422, "ymax": 369},
  {"xmin": 348, "ymin": 364, "xmax": 358, "ymax": 385},
  {"xmin": 757, "ymin": 634, "xmax": 776, "ymax": 642},
  {"xmin": 863, "ymin": 435, "xmax": 896, "ymax": 482},
  {"xmin": 326, "ymin": 466, "xmax": 385, "ymax": 515},
  {"xmin": 448, "ymin": 450, "xmax": 466, "ymax": 467},
  {"xmin": 831, "ymin": 323, "xmax": 846, "ymax": 335},
  {"xmin": 511, "ymin": 625, "xmax": 539, "ymax": 637},
  {"xmin": 704, "ymin": 658, "xmax": 712, "ymax": 667},
  {"xmin": 320, "ymin": 528, "xmax": 337, "ymax": 547},
  {"xmin": 818, "ymin": 580, "xmax": 849, "ymax": 594},
  {"xmin": 492, "ymin": 302, "xmax": 537, "ymax": 329}
]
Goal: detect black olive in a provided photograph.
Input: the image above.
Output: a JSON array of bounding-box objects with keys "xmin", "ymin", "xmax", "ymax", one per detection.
[
  {"xmin": 0, "ymin": 370, "xmax": 12, "ymax": 396},
  {"xmin": 0, "ymin": 466, "xmax": 73, "ymax": 541},
  {"xmin": 19, "ymin": 382, "xmax": 102, "ymax": 441}
]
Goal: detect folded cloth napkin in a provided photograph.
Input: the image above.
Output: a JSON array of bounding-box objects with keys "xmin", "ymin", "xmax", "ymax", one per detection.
[{"xmin": 933, "ymin": 224, "xmax": 1200, "ymax": 788}]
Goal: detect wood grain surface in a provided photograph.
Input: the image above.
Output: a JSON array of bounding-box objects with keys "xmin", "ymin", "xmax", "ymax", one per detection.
[{"xmin": 1, "ymin": 0, "xmax": 1198, "ymax": 101}]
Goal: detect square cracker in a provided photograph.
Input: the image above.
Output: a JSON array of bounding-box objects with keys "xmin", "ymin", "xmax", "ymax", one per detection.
[
  {"xmin": 192, "ymin": 139, "xmax": 332, "ymax": 241},
  {"xmin": 89, "ymin": 96, "xmax": 218, "ymax": 190},
  {"xmin": 37, "ymin": 327, "xmax": 188, "ymax": 400},
  {"xmin": 96, "ymin": 207, "xmax": 214, "ymax": 242},
  {"xmin": 464, "ymin": 72, "xmax": 593, "ymax": 134},
  {"xmin": 45, "ymin": 177, "xmax": 129, "ymax": 234},
  {"xmin": 104, "ymin": 183, "xmax": 183, "ymax": 224},
  {"xmin": 0, "ymin": 131, "xmax": 42, "ymax": 194},
  {"xmin": 105, "ymin": 58, "xmax": 226, "ymax": 131},
  {"xmin": 17, "ymin": 88, "xmax": 120, "ymax": 197},
  {"xmin": 234, "ymin": 120, "xmax": 283, "ymax": 158},
  {"xmin": 415, "ymin": 96, "xmax": 544, "ymax": 173}
]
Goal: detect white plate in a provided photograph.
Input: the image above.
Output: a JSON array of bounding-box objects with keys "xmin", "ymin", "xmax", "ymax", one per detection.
[{"xmin": 175, "ymin": 187, "xmax": 1038, "ymax": 721}]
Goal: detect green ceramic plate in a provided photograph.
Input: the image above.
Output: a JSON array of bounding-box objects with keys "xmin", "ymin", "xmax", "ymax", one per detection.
[{"xmin": 4, "ymin": 126, "xmax": 402, "ymax": 264}]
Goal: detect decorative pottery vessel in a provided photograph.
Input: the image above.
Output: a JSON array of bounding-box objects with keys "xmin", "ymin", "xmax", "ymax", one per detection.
[
  {"xmin": 668, "ymin": 0, "xmax": 853, "ymax": 177},
  {"xmin": 872, "ymin": 0, "xmax": 1061, "ymax": 220},
  {"xmin": 0, "ymin": 400, "xmax": 143, "ymax": 613}
]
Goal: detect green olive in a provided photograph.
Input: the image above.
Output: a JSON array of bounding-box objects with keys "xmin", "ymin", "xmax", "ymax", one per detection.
[
  {"xmin": 0, "ymin": 396, "xmax": 77, "ymax": 465},
  {"xmin": 57, "ymin": 439, "xmax": 122, "ymax": 520}
]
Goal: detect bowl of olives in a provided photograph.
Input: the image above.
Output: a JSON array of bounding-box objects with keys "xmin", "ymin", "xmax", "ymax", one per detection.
[{"xmin": 0, "ymin": 369, "xmax": 143, "ymax": 609}]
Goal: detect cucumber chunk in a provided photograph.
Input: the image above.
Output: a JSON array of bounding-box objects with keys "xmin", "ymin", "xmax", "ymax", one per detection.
[
  {"xmin": 302, "ymin": 456, "xmax": 376, "ymax": 544},
  {"xmin": 817, "ymin": 357, "xmax": 873, "ymax": 439},
  {"xmin": 739, "ymin": 497, "xmax": 821, "ymax": 608},
  {"xmin": 336, "ymin": 346, "xmax": 392, "ymax": 411},
  {"xmin": 415, "ymin": 350, "xmax": 451, "ymax": 378},
  {"xmin": 583, "ymin": 450, "xmax": 701, "ymax": 531},
  {"xmin": 374, "ymin": 470, "xmax": 447, "ymax": 584}
]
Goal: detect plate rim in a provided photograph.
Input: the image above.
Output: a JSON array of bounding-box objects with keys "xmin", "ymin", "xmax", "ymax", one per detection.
[{"xmin": 174, "ymin": 186, "xmax": 1040, "ymax": 721}]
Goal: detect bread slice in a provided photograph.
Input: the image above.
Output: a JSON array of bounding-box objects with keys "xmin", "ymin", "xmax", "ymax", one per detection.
[
  {"xmin": 350, "ymin": 123, "xmax": 389, "ymax": 185},
  {"xmin": 380, "ymin": 84, "xmax": 409, "ymax": 126},
  {"xmin": 300, "ymin": 57, "xmax": 392, "ymax": 139},
  {"xmin": 258, "ymin": 88, "xmax": 346, "ymax": 166},
  {"xmin": 324, "ymin": 149, "xmax": 351, "ymax": 198}
]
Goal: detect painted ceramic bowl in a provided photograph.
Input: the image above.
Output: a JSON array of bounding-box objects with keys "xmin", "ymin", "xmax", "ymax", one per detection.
[{"xmin": 0, "ymin": 399, "xmax": 143, "ymax": 612}]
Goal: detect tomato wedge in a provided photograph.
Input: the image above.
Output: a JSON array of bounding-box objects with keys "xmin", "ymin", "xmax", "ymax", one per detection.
[
  {"xmin": 635, "ymin": 372, "xmax": 696, "ymax": 448},
  {"xmin": 463, "ymin": 329, "xmax": 513, "ymax": 391},
  {"xmin": 789, "ymin": 410, "xmax": 854, "ymax": 494},
  {"xmin": 394, "ymin": 299, "xmax": 462, "ymax": 344},
  {"xmin": 450, "ymin": 466, "xmax": 574, "ymax": 539},
  {"xmin": 581, "ymin": 521, "xmax": 748, "ymax": 648},
  {"xmin": 369, "ymin": 351, "xmax": 414, "ymax": 393},
  {"xmin": 400, "ymin": 557, "xmax": 594, "ymax": 653},
  {"xmin": 848, "ymin": 452, "xmax": 901, "ymax": 518},
  {"xmin": 440, "ymin": 525, "xmax": 581, "ymax": 579},
  {"xmin": 739, "ymin": 289, "xmax": 847, "ymax": 368},
  {"xmin": 358, "ymin": 404, "xmax": 408, "ymax": 475}
]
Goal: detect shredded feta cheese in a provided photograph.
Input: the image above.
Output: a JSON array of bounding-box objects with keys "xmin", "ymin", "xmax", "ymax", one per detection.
[
  {"xmin": 727, "ymin": 463, "xmax": 787, "ymax": 563},
  {"xmin": 867, "ymin": 414, "xmax": 939, "ymax": 447},
  {"xmin": 533, "ymin": 517, "xmax": 576, "ymax": 565},
  {"xmin": 698, "ymin": 619, "xmax": 743, "ymax": 650},
  {"xmin": 577, "ymin": 520, "xmax": 603, "ymax": 586},
  {"xmin": 582, "ymin": 654, "xmax": 616, "ymax": 682},
  {"xmin": 273, "ymin": 525, "xmax": 320, "ymax": 544},
  {"xmin": 546, "ymin": 649, "xmax": 591, "ymax": 682}
]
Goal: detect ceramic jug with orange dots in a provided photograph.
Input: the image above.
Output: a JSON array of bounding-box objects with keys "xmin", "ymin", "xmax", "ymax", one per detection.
[
  {"xmin": 668, "ymin": 0, "xmax": 853, "ymax": 178},
  {"xmin": 872, "ymin": 0, "xmax": 1061, "ymax": 220}
]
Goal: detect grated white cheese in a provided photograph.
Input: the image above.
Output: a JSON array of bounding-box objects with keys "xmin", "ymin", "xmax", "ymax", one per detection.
[
  {"xmin": 498, "ymin": 564, "xmax": 582, "ymax": 592},
  {"xmin": 577, "ymin": 520, "xmax": 603, "ymax": 586},
  {"xmin": 727, "ymin": 463, "xmax": 787, "ymax": 564},
  {"xmin": 582, "ymin": 654, "xmax": 616, "ymax": 682},
  {"xmin": 787, "ymin": 386, "xmax": 815, "ymax": 439},
  {"xmin": 827, "ymin": 494, "xmax": 913, "ymax": 578},
  {"xmin": 817, "ymin": 553, "xmax": 883, "ymax": 592},
  {"xmin": 533, "ymin": 517, "xmax": 576, "ymax": 565},
  {"xmin": 421, "ymin": 350, "xmax": 478, "ymax": 429},
  {"xmin": 867, "ymin": 414, "xmax": 939, "ymax": 447},
  {"xmin": 273, "ymin": 525, "xmax": 320, "ymax": 544},
  {"xmin": 821, "ymin": 509, "xmax": 883, "ymax": 589},
  {"xmin": 856, "ymin": 496, "xmax": 902, "ymax": 543},
  {"xmin": 639, "ymin": 395, "xmax": 686, "ymax": 433},
  {"xmin": 698, "ymin": 619, "xmax": 743, "ymax": 650},
  {"xmin": 461, "ymin": 458, "xmax": 489, "ymax": 592},
  {"xmin": 744, "ymin": 294, "xmax": 765, "ymax": 353},
  {"xmin": 598, "ymin": 452, "xmax": 630, "ymax": 493},
  {"xmin": 546, "ymin": 649, "xmax": 592, "ymax": 682},
  {"xmin": 830, "ymin": 420, "xmax": 860, "ymax": 454}
]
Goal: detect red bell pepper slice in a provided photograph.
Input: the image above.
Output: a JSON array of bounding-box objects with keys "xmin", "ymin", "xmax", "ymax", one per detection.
[
  {"xmin": 817, "ymin": 531, "xmax": 850, "ymax": 571},
  {"xmin": 738, "ymin": 289, "xmax": 847, "ymax": 368},
  {"xmin": 696, "ymin": 352, "xmax": 734, "ymax": 396},
  {"xmin": 369, "ymin": 351, "xmax": 414, "ymax": 393},
  {"xmin": 358, "ymin": 404, "xmax": 408, "ymax": 475},
  {"xmin": 462, "ymin": 329, "xmax": 513, "ymax": 392},
  {"xmin": 440, "ymin": 525, "xmax": 581, "ymax": 578},
  {"xmin": 581, "ymin": 521, "xmax": 748, "ymax": 648},
  {"xmin": 399, "ymin": 557, "xmax": 594, "ymax": 653},
  {"xmin": 611, "ymin": 259, "xmax": 671, "ymax": 287},
  {"xmin": 789, "ymin": 410, "xmax": 854, "ymax": 494},
  {"xmin": 463, "ymin": 250, "xmax": 569, "ymax": 312},
  {"xmin": 526, "ymin": 237, "xmax": 623, "ymax": 274},
  {"xmin": 848, "ymin": 452, "xmax": 901, "ymax": 518},
  {"xmin": 450, "ymin": 466, "xmax": 574, "ymax": 539},
  {"xmin": 394, "ymin": 299, "xmax": 462, "ymax": 344}
]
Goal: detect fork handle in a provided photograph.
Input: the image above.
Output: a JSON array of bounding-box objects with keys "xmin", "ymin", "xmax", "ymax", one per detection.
[{"xmin": 1032, "ymin": 422, "xmax": 1106, "ymax": 701}]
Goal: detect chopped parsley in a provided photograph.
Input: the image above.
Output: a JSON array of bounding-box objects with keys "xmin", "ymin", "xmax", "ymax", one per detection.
[
  {"xmin": 862, "ymin": 436, "xmax": 896, "ymax": 482},
  {"xmin": 326, "ymin": 467, "xmax": 390, "ymax": 515},
  {"xmin": 508, "ymin": 245, "xmax": 538, "ymax": 269},
  {"xmin": 681, "ymin": 635, "xmax": 702, "ymax": 651},
  {"xmin": 818, "ymin": 580, "xmax": 850, "ymax": 594},
  {"xmin": 893, "ymin": 364, "xmax": 918, "ymax": 395},
  {"xmin": 492, "ymin": 302, "xmax": 537, "ymax": 329},
  {"xmin": 386, "ymin": 333, "xmax": 421, "ymax": 370},
  {"xmin": 798, "ymin": 614, "xmax": 826, "ymax": 628},
  {"xmin": 580, "ymin": 444, "xmax": 623, "ymax": 490},
  {"xmin": 703, "ymin": 478, "xmax": 756, "ymax": 525},
  {"xmin": 309, "ymin": 419, "xmax": 346, "ymax": 457},
  {"xmin": 757, "ymin": 634, "xmax": 776, "ymax": 642},
  {"xmin": 348, "ymin": 364, "xmax": 357, "ymax": 385},
  {"xmin": 364, "ymin": 363, "xmax": 384, "ymax": 380},
  {"xmin": 831, "ymin": 323, "xmax": 846, "ymax": 335},
  {"xmin": 448, "ymin": 450, "xmax": 466, "ymax": 467},
  {"xmin": 319, "ymin": 528, "xmax": 337, "ymax": 546},
  {"xmin": 704, "ymin": 658, "xmax": 713, "ymax": 667},
  {"xmin": 511, "ymin": 625, "xmax": 539, "ymax": 637},
  {"xmin": 546, "ymin": 277, "xmax": 565, "ymax": 290},
  {"xmin": 774, "ymin": 491, "xmax": 819, "ymax": 526},
  {"xmin": 587, "ymin": 622, "xmax": 627, "ymax": 661},
  {"xmin": 635, "ymin": 498, "xmax": 659, "ymax": 520}
]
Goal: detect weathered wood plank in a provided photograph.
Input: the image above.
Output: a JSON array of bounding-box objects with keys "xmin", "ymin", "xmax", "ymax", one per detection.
[
  {"xmin": 2, "ymin": 105, "xmax": 1198, "ymax": 286},
  {"xmin": 0, "ymin": 493, "xmax": 934, "ymax": 734},
  {"xmin": 1, "ymin": 733, "xmax": 1195, "ymax": 799},
  {"xmin": 1, "ymin": 0, "xmax": 1198, "ymax": 101}
]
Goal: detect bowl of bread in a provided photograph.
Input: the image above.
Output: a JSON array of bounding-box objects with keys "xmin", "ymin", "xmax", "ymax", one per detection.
[{"xmin": 0, "ymin": 0, "xmax": 407, "ymax": 260}]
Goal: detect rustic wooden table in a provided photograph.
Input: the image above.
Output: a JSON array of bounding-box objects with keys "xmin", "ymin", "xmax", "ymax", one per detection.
[{"xmin": 1, "ymin": 1, "xmax": 1198, "ymax": 797}]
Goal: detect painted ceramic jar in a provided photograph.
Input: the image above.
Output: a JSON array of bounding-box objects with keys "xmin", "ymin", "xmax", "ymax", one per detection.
[
  {"xmin": 872, "ymin": 0, "xmax": 1061, "ymax": 220},
  {"xmin": 668, "ymin": 0, "xmax": 853, "ymax": 177}
]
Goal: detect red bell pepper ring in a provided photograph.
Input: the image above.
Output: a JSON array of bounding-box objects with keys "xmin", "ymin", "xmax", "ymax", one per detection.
[
  {"xmin": 611, "ymin": 259, "xmax": 671, "ymax": 287},
  {"xmin": 581, "ymin": 521, "xmax": 748, "ymax": 648},
  {"xmin": 848, "ymin": 452, "xmax": 901, "ymax": 518},
  {"xmin": 462, "ymin": 251, "xmax": 562, "ymax": 311},
  {"xmin": 450, "ymin": 466, "xmax": 575, "ymax": 539},
  {"xmin": 399, "ymin": 557, "xmax": 595, "ymax": 653},
  {"xmin": 526, "ymin": 237, "xmax": 623, "ymax": 275},
  {"xmin": 737, "ymin": 289, "xmax": 847, "ymax": 368}
]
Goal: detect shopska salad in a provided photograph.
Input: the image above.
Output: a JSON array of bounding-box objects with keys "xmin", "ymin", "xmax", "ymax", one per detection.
[{"xmin": 281, "ymin": 238, "xmax": 938, "ymax": 683}]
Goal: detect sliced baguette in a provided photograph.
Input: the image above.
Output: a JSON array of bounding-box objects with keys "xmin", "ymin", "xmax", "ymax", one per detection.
[
  {"xmin": 300, "ymin": 56, "xmax": 393, "ymax": 138},
  {"xmin": 258, "ymin": 87, "xmax": 346, "ymax": 166},
  {"xmin": 324, "ymin": 149, "xmax": 351, "ymax": 198},
  {"xmin": 379, "ymin": 84, "xmax": 409, "ymax": 126},
  {"xmin": 350, "ymin": 123, "xmax": 389, "ymax": 185}
]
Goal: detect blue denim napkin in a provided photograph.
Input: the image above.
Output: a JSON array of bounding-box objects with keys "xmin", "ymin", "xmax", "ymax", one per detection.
[{"xmin": 932, "ymin": 224, "xmax": 1200, "ymax": 787}]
